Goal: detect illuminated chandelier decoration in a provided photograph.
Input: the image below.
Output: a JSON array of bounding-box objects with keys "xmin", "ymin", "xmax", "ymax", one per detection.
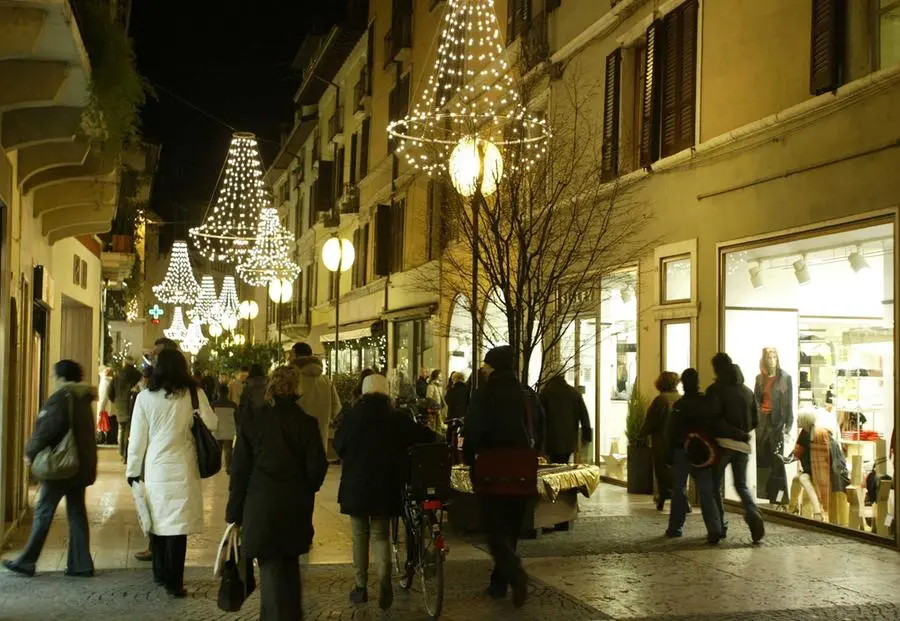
[
  {"xmin": 152, "ymin": 240, "xmax": 200, "ymax": 305},
  {"xmin": 190, "ymin": 132, "xmax": 269, "ymax": 263},
  {"xmin": 182, "ymin": 319, "xmax": 208, "ymax": 355},
  {"xmin": 386, "ymin": 0, "xmax": 550, "ymax": 193},
  {"xmin": 236, "ymin": 207, "xmax": 300, "ymax": 287},
  {"xmin": 189, "ymin": 275, "xmax": 222, "ymax": 325},
  {"xmin": 163, "ymin": 306, "xmax": 188, "ymax": 342},
  {"xmin": 217, "ymin": 275, "xmax": 240, "ymax": 331}
]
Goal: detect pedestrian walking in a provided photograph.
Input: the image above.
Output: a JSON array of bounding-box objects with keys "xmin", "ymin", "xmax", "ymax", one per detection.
[
  {"xmin": 107, "ymin": 356, "xmax": 143, "ymax": 463},
  {"xmin": 236, "ymin": 364, "xmax": 267, "ymax": 429},
  {"xmin": 444, "ymin": 372, "xmax": 469, "ymax": 420},
  {"xmin": 226, "ymin": 365, "xmax": 328, "ymax": 621},
  {"xmin": 334, "ymin": 373, "xmax": 434, "ymax": 610},
  {"xmin": 3, "ymin": 361, "xmax": 98, "ymax": 578},
  {"xmin": 706, "ymin": 353, "xmax": 765, "ymax": 544},
  {"xmin": 425, "ymin": 369, "xmax": 447, "ymax": 428},
  {"xmin": 540, "ymin": 374, "xmax": 592, "ymax": 464},
  {"xmin": 415, "ymin": 367, "xmax": 430, "ymax": 399},
  {"xmin": 290, "ymin": 342, "xmax": 341, "ymax": 454},
  {"xmin": 228, "ymin": 366, "xmax": 249, "ymax": 406},
  {"xmin": 211, "ymin": 392, "xmax": 237, "ymax": 475},
  {"xmin": 126, "ymin": 349, "xmax": 218, "ymax": 597},
  {"xmin": 641, "ymin": 372, "xmax": 681, "ymax": 511},
  {"xmin": 463, "ymin": 346, "xmax": 532, "ymax": 608}
]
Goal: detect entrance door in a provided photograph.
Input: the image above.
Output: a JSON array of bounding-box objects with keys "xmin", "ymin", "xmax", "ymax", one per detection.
[{"xmin": 60, "ymin": 296, "xmax": 94, "ymax": 375}]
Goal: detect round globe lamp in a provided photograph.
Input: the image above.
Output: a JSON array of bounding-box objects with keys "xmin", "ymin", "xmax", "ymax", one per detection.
[
  {"xmin": 449, "ymin": 136, "xmax": 503, "ymax": 198},
  {"xmin": 322, "ymin": 237, "xmax": 355, "ymax": 273},
  {"xmin": 268, "ymin": 279, "xmax": 294, "ymax": 304}
]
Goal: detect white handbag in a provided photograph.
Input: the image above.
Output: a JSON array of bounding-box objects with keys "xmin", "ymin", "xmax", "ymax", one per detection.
[{"xmin": 131, "ymin": 481, "xmax": 152, "ymax": 537}]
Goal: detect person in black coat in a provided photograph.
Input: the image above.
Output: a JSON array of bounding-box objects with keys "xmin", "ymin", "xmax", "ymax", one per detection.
[
  {"xmin": 334, "ymin": 373, "xmax": 433, "ymax": 610},
  {"xmin": 236, "ymin": 364, "xmax": 267, "ymax": 429},
  {"xmin": 444, "ymin": 372, "xmax": 469, "ymax": 420},
  {"xmin": 107, "ymin": 357, "xmax": 142, "ymax": 463},
  {"xmin": 3, "ymin": 360, "xmax": 98, "ymax": 578},
  {"xmin": 226, "ymin": 365, "xmax": 328, "ymax": 621},
  {"xmin": 540, "ymin": 374, "xmax": 592, "ymax": 464},
  {"xmin": 463, "ymin": 346, "xmax": 532, "ymax": 608}
]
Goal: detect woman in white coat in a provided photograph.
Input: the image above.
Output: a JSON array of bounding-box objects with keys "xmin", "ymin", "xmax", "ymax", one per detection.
[{"xmin": 126, "ymin": 349, "xmax": 217, "ymax": 597}]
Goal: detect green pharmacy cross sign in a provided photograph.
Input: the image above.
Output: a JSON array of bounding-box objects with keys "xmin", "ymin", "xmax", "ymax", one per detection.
[{"xmin": 149, "ymin": 304, "xmax": 164, "ymax": 324}]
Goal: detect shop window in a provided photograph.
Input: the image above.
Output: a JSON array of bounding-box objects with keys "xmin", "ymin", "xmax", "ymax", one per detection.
[
  {"xmin": 447, "ymin": 296, "xmax": 474, "ymax": 378},
  {"xmin": 662, "ymin": 319, "xmax": 691, "ymax": 377},
  {"xmin": 392, "ymin": 318, "xmax": 435, "ymax": 400},
  {"xmin": 661, "ymin": 255, "xmax": 691, "ymax": 303},
  {"xmin": 722, "ymin": 220, "xmax": 894, "ymax": 538},
  {"xmin": 877, "ymin": 0, "xmax": 900, "ymax": 69}
]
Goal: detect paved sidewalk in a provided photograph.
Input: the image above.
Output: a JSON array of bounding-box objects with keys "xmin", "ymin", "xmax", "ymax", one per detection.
[{"xmin": 3, "ymin": 448, "xmax": 900, "ymax": 620}]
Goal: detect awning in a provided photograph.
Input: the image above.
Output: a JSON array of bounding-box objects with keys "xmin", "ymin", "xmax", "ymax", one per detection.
[
  {"xmin": 381, "ymin": 304, "xmax": 437, "ymax": 322},
  {"xmin": 320, "ymin": 325, "xmax": 372, "ymax": 343}
]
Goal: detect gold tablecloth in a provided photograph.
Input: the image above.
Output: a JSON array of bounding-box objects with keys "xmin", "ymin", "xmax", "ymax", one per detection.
[{"xmin": 450, "ymin": 464, "xmax": 601, "ymax": 502}]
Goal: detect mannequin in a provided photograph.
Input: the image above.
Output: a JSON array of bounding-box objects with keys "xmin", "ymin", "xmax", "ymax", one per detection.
[
  {"xmin": 754, "ymin": 347, "xmax": 793, "ymax": 502},
  {"xmin": 789, "ymin": 410, "xmax": 828, "ymax": 521}
]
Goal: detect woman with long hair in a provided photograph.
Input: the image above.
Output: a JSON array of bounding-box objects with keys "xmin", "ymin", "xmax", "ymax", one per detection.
[
  {"xmin": 641, "ymin": 371, "xmax": 681, "ymax": 511},
  {"xmin": 126, "ymin": 349, "xmax": 217, "ymax": 597},
  {"xmin": 227, "ymin": 365, "xmax": 328, "ymax": 620}
]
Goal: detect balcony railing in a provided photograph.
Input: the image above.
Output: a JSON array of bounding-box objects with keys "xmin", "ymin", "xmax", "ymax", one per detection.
[
  {"xmin": 329, "ymin": 107, "xmax": 344, "ymax": 142},
  {"xmin": 340, "ymin": 183, "xmax": 360, "ymax": 214},
  {"xmin": 353, "ymin": 73, "xmax": 370, "ymax": 117},
  {"xmin": 521, "ymin": 13, "xmax": 549, "ymax": 72}
]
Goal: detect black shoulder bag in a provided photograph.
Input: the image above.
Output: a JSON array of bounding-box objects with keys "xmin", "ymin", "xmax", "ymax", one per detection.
[{"xmin": 190, "ymin": 386, "xmax": 222, "ymax": 479}]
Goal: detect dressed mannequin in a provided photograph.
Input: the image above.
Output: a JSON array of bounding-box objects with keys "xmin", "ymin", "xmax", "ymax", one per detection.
[
  {"xmin": 754, "ymin": 347, "xmax": 793, "ymax": 502},
  {"xmin": 789, "ymin": 411, "xmax": 829, "ymax": 520}
]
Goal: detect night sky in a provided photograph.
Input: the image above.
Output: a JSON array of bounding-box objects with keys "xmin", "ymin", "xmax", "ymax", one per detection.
[{"xmin": 131, "ymin": 0, "xmax": 344, "ymax": 246}]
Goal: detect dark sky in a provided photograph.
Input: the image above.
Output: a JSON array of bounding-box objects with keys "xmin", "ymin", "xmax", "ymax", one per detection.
[{"xmin": 131, "ymin": 0, "xmax": 342, "ymax": 245}]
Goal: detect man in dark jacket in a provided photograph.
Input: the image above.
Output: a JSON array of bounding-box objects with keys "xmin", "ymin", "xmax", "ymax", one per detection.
[
  {"xmin": 706, "ymin": 353, "xmax": 764, "ymax": 544},
  {"xmin": 3, "ymin": 360, "xmax": 97, "ymax": 578},
  {"xmin": 540, "ymin": 374, "xmax": 592, "ymax": 464},
  {"xmin": 107, "ymin": 356, "xmax": 142, "ymax": 463},
  {"xmin": 463, "ymin": 346, "xmax": 531, "ymax": 608}
]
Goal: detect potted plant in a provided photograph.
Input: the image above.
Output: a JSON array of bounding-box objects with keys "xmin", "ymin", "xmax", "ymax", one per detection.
[{"xmin": 625, "ymin": 386, "xmax": 654, "ymax": 494}]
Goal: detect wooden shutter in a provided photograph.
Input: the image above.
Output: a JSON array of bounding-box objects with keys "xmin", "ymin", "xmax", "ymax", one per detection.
[
  {"xmin": 601, "ymin": 48, "xmax": 621, "ymax": 182},
  {"xmin": 639, "ymin": 21, "xmax": 662, "ymax": 168},
  {"xmin": 360, "ymin": 118, "xmax": 370, "ymax": 178},
  {"xmin": 659, "ymin": 0, "xmax": 698, "ymax": 159},
  {"xmin": 810, "ymin": 0, "xmax": 844, "ymax": 95},
  {"xmin": 392, "ymin": 200, "xmax": 405, "ymax": 272},
  {"xmin": 349, "ymin": 133, "xmax": 358, "ymax": 185},
  {"xmin": 507, "ymin": 0, "xmax": 518, "ymax": 45},
  {"xmin": 427, "ymin": 180, "xmax": 445, "ymax": 260},
  {"xmin": 315, "ymin": 160, "xmax": 334, "ymax": 212},
  {"xmin": 659, "ymin": 11, "xmax": 679, "ymax": 158},
  {"xmin": 366, "ymin": 22, "xmax": 375, "ymax": 94},
  {"xmin": 677, "ymin": 0, "xmax": 698, "ymax": 152},
  {"xmin": 374, "ymin": 204, "xmax": 393, "ymax": 276}
]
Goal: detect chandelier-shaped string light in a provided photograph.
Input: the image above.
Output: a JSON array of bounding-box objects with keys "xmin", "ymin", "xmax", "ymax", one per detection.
[
  {"xmin": 182, "ymin": 319, "xmax": 208, "ymax": 355},
  {"xmin": 386, "ymin": 0, "xmax": 550, "ymax": 189},
  {"xmin": 190, "ymin": 133, "xmax": 269, "ymax": 263},
  {"xmin": 152, "ymin": 241, "xmax": 200, "ymax": 305},
  {"xmin": 236, "ymin": 207, "xmax": 300, "ymax": 287},
  {"xmin": 217, "ymin": 276, "xmax": 240, "ymax": 331},
  {"xmin": 163, "ymin": 306, "xmax": 188, "ymax": 342},
  {"xmin": 189, "ymin": 275, "xmax": 222, "ymax": 325}
]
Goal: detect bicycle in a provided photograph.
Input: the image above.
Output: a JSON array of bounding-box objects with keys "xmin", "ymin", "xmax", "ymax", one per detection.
[{"xmin": 392, "ymin": 443, "xmax": 451, "ymax": 619}]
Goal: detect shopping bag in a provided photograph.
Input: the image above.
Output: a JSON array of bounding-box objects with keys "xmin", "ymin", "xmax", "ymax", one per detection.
[
  {"xmin": 130, "ymin": 481, "xmax": 152, "ymax": 537},
  {"xmin": 189, "ymin": 386, "xmax": 222, "ymax": 479},
  {"xmin": 213, "ymin": 523, "xmax": 236, "ymax": 578},
  {"xmin": 98, "ymin": 411, "xmax": 111, "ymax": 433},
  {"xmin": 216, "ymin": 525, "xmax": 255, "ymax": 612}
]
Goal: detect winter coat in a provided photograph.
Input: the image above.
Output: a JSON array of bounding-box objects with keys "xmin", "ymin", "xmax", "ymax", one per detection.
[
  {"xmin": 667, "ymin": 392, "xmax": 749, "ymax": 459},
  {"xmin": 226, "ymin": 395, "xmax": 328, "ymax": 559},
  {"xmin": 228, "ymin": 378, "xmax": 245, "ymax": 407},
  {"xmin": 294, "ymin": 356, "xmax": 341, "ymax": 446},
  {"xmin": 463, "ymin": 370, "xmax": 532, "ymax": 466},
  {"xmin": 641, "ymin": 391, "xmax": 680, "ymax": 451},
  {"xmin": 754, "ymin": 370, "xmax": 794, "ymax": 431},
  {"xmin": 416, "ymin": 377, "xmax": 429, "ymax": 399},
  {"xmin": 540, "ymin": 377, "xmax": 592, "ymax": 455},
  {"xmin": 26, "ymin": 383, "xmax": 98, "ymax": 487},
  {"xmin": 126, "ymin": 387, "xmax": 217, "ymax": 536},
  {"xmin": 425, "ymin": 380, "xmax": 444, "ymax": 408},
  {"xmin": 236, "ymin": 376, "xmax": 267, "ymax": 429},
  {"xmin": 107, "ymin": 365, "xmax": 142, "ymax": 423},
  {"xmin": 445, "ymin": 382, "xmax": 469, "ymax": 420},
  {"xmin": 707, "ymin": 378, "xmax": 759, "ymax": 435},
  {"xmin": 334, "ymin": 393, "xmax": 435, "ymax": 517}
]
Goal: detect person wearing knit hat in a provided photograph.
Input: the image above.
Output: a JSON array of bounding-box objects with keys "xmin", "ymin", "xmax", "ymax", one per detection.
[
  {"xmin": 463, "ymin": 345, "xmax": 532, "ymax": 608},
  {"xmin": 334, "ymin": 374, "xmax": 434, "ymax": 610}
]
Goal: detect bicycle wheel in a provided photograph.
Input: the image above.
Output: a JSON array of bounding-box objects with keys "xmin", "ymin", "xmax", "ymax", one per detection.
[
  {"xmin": 395, "ymin": 509, "xmax": 415, "ymax": 590},
  {"xmin": 420, "ymin": 512, "xmax": 445, "ymax": 619}
]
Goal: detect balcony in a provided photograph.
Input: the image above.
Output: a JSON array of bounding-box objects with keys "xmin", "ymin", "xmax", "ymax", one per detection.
[
  {"xmin": 353, "ymin": 72, "xmax": 371, "ymax": 120},
  {"xmin": 329, "ymin": 107, "xmax": 344, "ymax": 143},
  {"xmin": 340, "ymin": 183, "xmax": 360, "ymax": 214},
  {"xmin": 384, "ymin": 14, "xmax": 412, "ymax": 67},
  {"xmin": 521, "ymin": 13, "xmax": 549, "ymax": 72}
]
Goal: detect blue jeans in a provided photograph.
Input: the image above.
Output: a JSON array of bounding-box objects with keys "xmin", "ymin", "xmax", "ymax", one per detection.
[
  {"xmin": 713, "ymin": 448, "xmax": 761, "ymax": 532},
  {"xmin": 668, "ymin": 449, "xmax": 722, "ymax": 537}
]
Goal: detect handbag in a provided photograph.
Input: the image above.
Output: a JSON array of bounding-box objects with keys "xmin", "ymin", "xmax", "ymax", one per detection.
[
  {"xmin": 216, "ymin": 525, "xmax": 255, "ymax": 612},
  {"xmin": 190, "ymin": 386, "xmax": 222, "ymax": 479},
  {"xmin": 471, "ymin": 447, "xmax": 538, "ymax": 496},
  {"xmin": 32, "ymin": 392, "xmax": 80, "ymax": 481},
  {"xmin": 131, "ymin": 480, "xmax": 152, "ymax": 536}
]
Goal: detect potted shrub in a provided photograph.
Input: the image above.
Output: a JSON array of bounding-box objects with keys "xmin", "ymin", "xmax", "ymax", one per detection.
[{"xmin": 625, "ymin": 386, "xmax": 654, "ymax": 494}]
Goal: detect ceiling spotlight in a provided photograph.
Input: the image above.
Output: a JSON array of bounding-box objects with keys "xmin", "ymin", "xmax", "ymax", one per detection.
[
  {"xmin": 848, "ymin": 247, "xmax": 869, "ymax": 273},
  {"xmin": 749, "ymin": 263, "xmax": 764, "ymax": 290},
  {"xmin": 793, "ymin": 256, "xmax": 811, "ymax": 286}
]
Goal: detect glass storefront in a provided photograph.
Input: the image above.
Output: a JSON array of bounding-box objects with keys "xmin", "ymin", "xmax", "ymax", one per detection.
[
  {"xmin": 447, "ymin": 295, "xmax": 473, "ymax": 379},
  {"xmin": 722, "ymin": 220, "xmax": 895, "ymax": 537},
  {"xmin": 391, "ymin": 317, "xmax": 437, "ymax": 400}
]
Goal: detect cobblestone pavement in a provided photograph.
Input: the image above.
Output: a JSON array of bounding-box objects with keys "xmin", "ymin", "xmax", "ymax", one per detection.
[{"xmin": 4, "ymin": 450, "xmax": 900, "ymax": 620}]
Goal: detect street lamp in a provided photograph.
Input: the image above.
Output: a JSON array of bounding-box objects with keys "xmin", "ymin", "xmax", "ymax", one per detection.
[
  {"xmin": 322, "ymin": 237, "xmax": 355, "ymax": 376},
  {"xmin": 239, "ymin": 299, "xmax": 259, "ymax": 344},
  {"xmin": 268, "ymin": 279, "xmax": 294, "ymax": 346}
]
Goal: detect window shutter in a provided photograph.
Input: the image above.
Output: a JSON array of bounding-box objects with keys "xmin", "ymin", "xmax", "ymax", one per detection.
[
  {"xmin": 366, "ymin": 22, "xmax": 374, "ymax": 94},
  {"xmin": 349, "ymin": 133, "xmax": 358, "ymax": 185},
  {"xmin": 810, "ymin": 0, "xmax": 844, "ymax": 95},
  {"xmin": 427, "ymin": 180, "xmax": 445, "ymax": 260},
  {"xmin": 507, "ymin": 0, "xmax": 518, "ymax": 44},
  {"xmin": 639, "ymin": 21, "xmax": 662, "ymax": 168},
  {"xmin": 659, "ymin": 11, "xmax": 680, "ymax": 158},
  {"xmin": 374, "ymin": 204, "xmax": 393, "ymax": 276},
  {"xmin": 677, "ymin": 0, "xmax": 698, "ymax": 152},
  {"xmin": 601, "ymin": 48, "xmax": 621, "ymax": 182},
  {"xmin": 547, "ymin": 0, "xmax": 561, "ymax": 12},
  {"xmin": 360, "ymin": 118, "xmax": 370, "ymax": 178},
  {"xmin": 315, "ymin": 161, "xmax": 334, "ymax": 212},
  {"xmin": 519, "ymin": 0, "xmax": 531, "ymax": 27}
]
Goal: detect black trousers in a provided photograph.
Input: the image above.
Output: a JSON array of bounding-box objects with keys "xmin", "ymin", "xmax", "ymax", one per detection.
[
  {"xmin": 652, "ymin": 447, "xmax": 672, "ymax": 501},
  {"xmin": 549, "ymin": 452, "xmax": 572, "ymax": 465},
  {"xmin": 119, "ymin": 421, "xmax": 130, "ymax": 461},
  {"xmin": 258, "ymin": 556, "xmax": 302, "ymax": 621},
  {"xmin": 150, "ymin": 534, "xmax": 187, "ymax": 591},
  {"xmin": 14, "ymin": 481, "xmax": 92, "ymax": 574},
  {"xmin": 481, "ymin": 495, "xmax": 527, "ymax": 593}
]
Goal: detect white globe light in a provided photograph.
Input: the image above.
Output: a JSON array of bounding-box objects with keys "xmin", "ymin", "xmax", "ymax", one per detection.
[
  {"xmin": 233, "ymin": 334, "xmax": 246, "ymax": 345},
  {"xmin": 268, "ymin": 278, "xmax": 293, "ymax": 303},
  {"xmin": 247, "ymin": 300, "xmax": 259, "ymax": 319},
  {"xmin": 221, "ymin": 314, "xmax": 238, "ymax": 331},
  {"xmin": 322, "ymin": 237, "xmax": 355, "ymax": 273},
  {"xmin": 449, "ymin": 135, "xmax": 503, "ymax": 197},
  {"xmin": 208, "ymin": 322, "xmax": 223, "ymax": 337},
  {"xmin": 239, "ymin": 300, "xmax": 251, "ymax": 319}
]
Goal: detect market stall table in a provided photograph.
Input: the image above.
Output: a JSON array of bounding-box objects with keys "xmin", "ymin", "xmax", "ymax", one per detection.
[{"xmin": 447, "ymin": 463, "xmax": 601, "ymax": 537}]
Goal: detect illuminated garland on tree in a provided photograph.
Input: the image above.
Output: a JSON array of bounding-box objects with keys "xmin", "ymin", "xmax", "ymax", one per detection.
[
  {"xmin": 152, "ymin": 240, "xmax": 200, "ymax": 305},
  {"xmin": 236, "ymin": 207, "xmax": 300, "ymax": 287},
  {"xmin": 163, "ymin": 306, "xmax": 188, "ymax": 342},
  {"xmin": 190, "ymin": 132, "xmax": 269, "ymax": 263}
]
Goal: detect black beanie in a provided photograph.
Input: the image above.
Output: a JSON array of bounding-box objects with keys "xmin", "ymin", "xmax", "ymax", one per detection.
[
  {"xmin": 484, "ymin": 346, "xmax": 514, "ymax": 372},
  {"xmin": 55, "ymin": 360, "xmax": 83, "ymax": 383}
]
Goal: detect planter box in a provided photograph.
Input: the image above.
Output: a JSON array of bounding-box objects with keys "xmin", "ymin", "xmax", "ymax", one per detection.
[{"xmin": 626, "ymin": 445, "xmax": 654, "ymax": 494}]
